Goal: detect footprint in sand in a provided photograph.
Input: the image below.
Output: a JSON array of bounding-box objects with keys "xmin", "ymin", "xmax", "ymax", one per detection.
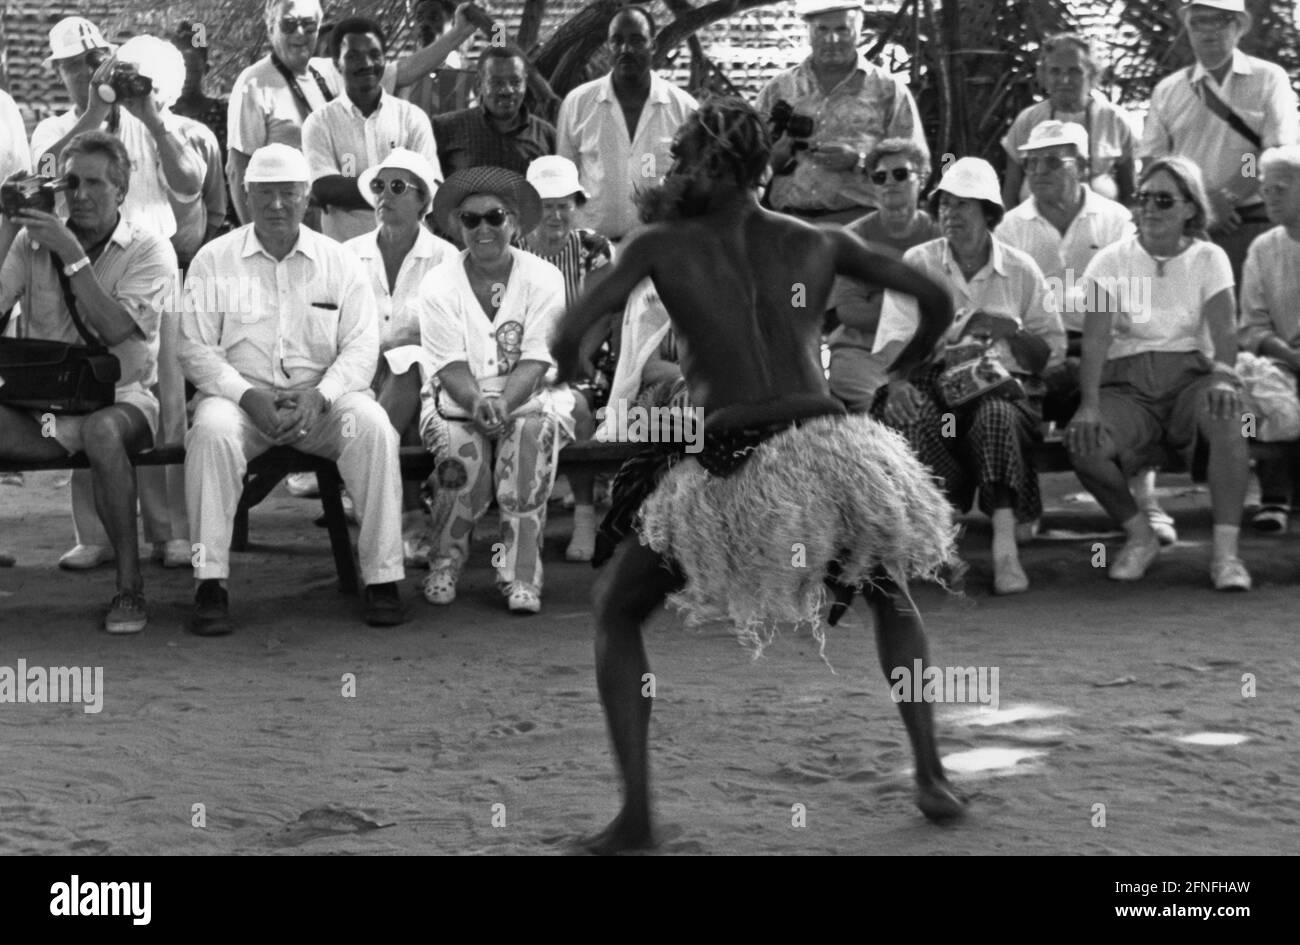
[
  {"xmin": 269, "ymin": 806, "xmax": 392, "ymax": 848},
  {"xmin": 486, "ymin": 719, "xmax": 538, "ymax": 737}
]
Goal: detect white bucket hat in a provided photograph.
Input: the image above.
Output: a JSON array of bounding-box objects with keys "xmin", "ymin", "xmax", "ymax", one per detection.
[
  {"xmin": 45, "ymin": 17, "xmax": 113, "ymax": 68},
  {"xmin": 358, "ymin": 148, "xmax": 441, "ymax": 208},
  {"xmin": 1181, "ymin": 0, "xmax": 1247, "ymax": 14},
  {"xmin": 935, "ymin": 157, "xmax": 1003, "ymax": 207},
  {"xmin": 245, "ymin": 144, "xmax": 311, "ymax": 184},
  {"xmin": 526, "ymin": 155, "xmax": 586, "ymax": 201},
  {"xmin": 1018, "ymin": 119, "xmax": 1089, "ymax": 157}
]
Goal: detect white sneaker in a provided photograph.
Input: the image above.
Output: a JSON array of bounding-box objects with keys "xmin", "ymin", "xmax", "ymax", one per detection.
[
  {"xmin": 285, "ymin": 472, "xmax": 320, "ymax": 498},
  {"xmin": 154, "ymin": 540, "xmax": 192, "ymax": 569},
  {"xmin": 504, "ymin": 581, "xmax": 542, "ymax": 614},
  {"xmin": 1108, "ymin": 535, "xmax": 1160, "ymax": 582},
  {"xmin": 423, "ymin": 553, "xmax": 463, "ymax": 605},
  {"xmin": 59, "ymin": 544, "xmax": 116, "ymax": 571},
  {"xmin": 1210, "ymin": 556, "xmax": 1252, "ymax": 592}
]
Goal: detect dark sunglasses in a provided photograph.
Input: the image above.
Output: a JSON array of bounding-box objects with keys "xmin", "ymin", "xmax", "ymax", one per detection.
[
  {"xmin": 1134, "ymin": 190, "xmax": 1183, "ymax": 210},
  {"xmin": 1024, "ymin": 155, "xmax": 1077, "ymax": 172},
  {"xmin": 369, "ymin": 178, "xmax": 422, "ymax": 197},
  {"xmin": 870, "ymin": 167, "xmax": 915, "ymax": 185},
  {"xmin": 279, "ymin": 16, "xmax": 319, "ymax": 34},
  {"xmin": 459, "ymin": 208, "xmax": 512, "ymax": 229}
]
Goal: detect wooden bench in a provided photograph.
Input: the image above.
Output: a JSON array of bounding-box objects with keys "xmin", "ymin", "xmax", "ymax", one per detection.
[
  {"xmin": 12, "ymin": 435, "xmax": 1293, "ymax": 593},
  {"xmin": 10, "ymin": 440, "xmax": 642, "ymax": 595}
]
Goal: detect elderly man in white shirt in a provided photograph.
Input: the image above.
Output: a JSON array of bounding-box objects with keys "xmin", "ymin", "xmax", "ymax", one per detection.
[
  {"xmin": 304, "ymin": 16, "xmax": 442, "ymax": 243},
  {"xmin": 345, "ymin": 149, "xmax": 458, "ymax": 564},
  {"xmin": 556, "ymin": 6, "xmax": 697, "ymax": 241},
  {"xmin": 417, "ymin": 167, "xmax": 572, "ymax": 614},
  {"xmin": 180, "ymin": 144, "xmax": 405, "ymax": 633},
  {"xmin": 1139, "ymin": 0, "xmax": 1300, "ymax": 284}
]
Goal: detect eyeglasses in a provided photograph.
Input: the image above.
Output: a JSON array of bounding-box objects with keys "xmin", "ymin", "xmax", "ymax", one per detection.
[
  {"xmin": 1134, "ymin": 190, "xmax": 1183, "ymax": 210},
  {"xmin": 1024, "ymin": 155, "xmax": 1077, "ymax": 172},
  {"xmin": 1187, "ymin": 13, "xmax": 1237, "ymax": 33},
  {"xmin": 369, "ymin": 178, "xmax": 422, "ymax": 197},
  {"xmin": 279, "ymin": 16, "xmax": 320, "ymax": 34},
  {"xmin": 870, "ymin": 167, "xmax": 915, "ymax": 185},
  {"xmin": 459, "ymin": 208, "xmax": 512, "ymax": 229}
]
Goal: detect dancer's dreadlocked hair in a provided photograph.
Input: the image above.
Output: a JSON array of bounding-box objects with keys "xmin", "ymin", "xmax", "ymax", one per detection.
[{"xmin": 689, "ymin": 97, "xmax": 772, "ymax": 188}]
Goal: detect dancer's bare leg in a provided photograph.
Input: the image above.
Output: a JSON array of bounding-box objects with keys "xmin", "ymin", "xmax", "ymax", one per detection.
[
  {"xmin": 582, "ymin": 537, "xmax": 683, "ymax": 854},
  {"xmin": 862, "ymin": 578, "xmax": 967, "ymax": 820}
]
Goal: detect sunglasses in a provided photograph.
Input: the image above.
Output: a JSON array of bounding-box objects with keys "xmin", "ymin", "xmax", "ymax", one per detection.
[
  {"xmin": 369, "ymin": 178, "xmax": 422, "ymax": 197},
  {"xmin": 459, "ymin": 208, "xmax": 512, "ymax": 229},
  {"xmin": 870, "ymin": 167, "xmax": 915, "ymax": 185},
  {"xmin": 1024, "ymin": 155, "xmax": 1077, "ymax": 172},
  {"xmin": 1187, "ymin": 13, "xmax": 1237, "ymax": 32},
  {"xmin": 1134, "ymin": 190, "xmax": 1183, "ymax": 210},
  {"xmin": 279, "ymin": 16, "xmax": 320, "ymax": 34}
]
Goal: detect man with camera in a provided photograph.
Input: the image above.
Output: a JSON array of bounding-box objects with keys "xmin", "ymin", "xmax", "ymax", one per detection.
[
  {"xmin": 0, "ymin": 131, "xmax": 179, "ymax": 633},
  {"xmin": 754, "ymin": 0, "xmax": 928, "ymax": 225}
]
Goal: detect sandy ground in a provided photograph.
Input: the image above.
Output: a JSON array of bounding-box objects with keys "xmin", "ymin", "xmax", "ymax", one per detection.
[{"xmin": 1, "ymin": 469, "xmax": 1297, "ymax": 856}]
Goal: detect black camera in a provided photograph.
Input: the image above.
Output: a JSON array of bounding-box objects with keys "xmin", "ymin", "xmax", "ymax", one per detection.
[
  {"xmin": 769, "ymin": 99, "xmax": 815, "ymax": 144},
  {"xmin": 0, "ymin": 175, "xmax": 71, "ymax": 217},
  {"xmin": 96, "ymin": 63, "xmax": 153, "ymax": 104}
]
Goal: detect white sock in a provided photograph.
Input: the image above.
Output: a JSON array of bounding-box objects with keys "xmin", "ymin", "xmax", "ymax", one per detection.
[
  {"xmin": 1131, "ymin": 469, "xmax": 1160, "ymax": 511},
  {"xmin": 1123, "ymin": 512, "xmax": 1156, "ymax": 542},
  {"xmin": 1212, "ymin": 524, "xmax": 1240, "ymax": 561},
  {"xmin": 572, "ymin": 504, "xmax": 595, "ymax": 535},
  {"xmin": 991, "ymin": 509, "xmax": 1017, "ymax": 559}
]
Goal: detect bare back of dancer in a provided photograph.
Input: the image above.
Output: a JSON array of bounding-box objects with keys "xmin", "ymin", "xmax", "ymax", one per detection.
[{"xmin": 552, "ymin": 100, "xmax": 964, "ymax": 854}]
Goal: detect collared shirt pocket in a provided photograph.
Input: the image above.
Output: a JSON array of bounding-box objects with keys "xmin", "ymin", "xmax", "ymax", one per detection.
[{"xmin": 285, "ymin": 302, "xmax": 342, "ymax": 370}]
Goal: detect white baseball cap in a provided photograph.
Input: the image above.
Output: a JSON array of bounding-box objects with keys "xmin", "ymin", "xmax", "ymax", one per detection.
[
  {"xmin": 935, "ymin": 157, "xmax": 1003, "ymax": 207},
  {"xmin": 45, "ymin": 17, "xmax": 113, "ymax": 67},
  {"xmin": 358, "ymin": 148, "xmax": 440, "ymax": 208},
  {"xmin": 1018, "ymin": 119, "xmax": 1089, "ymax": 157},
  {"xmin": 245, "ymin": 144, "xmax": 311, "ymax": 184},
  {"xmin": 796, "ymin": 0, "xmax": 863, "ymax": 17},
  {"xmin": 526, "ymin": 156, "xmax": 587, "ymax": 201}
]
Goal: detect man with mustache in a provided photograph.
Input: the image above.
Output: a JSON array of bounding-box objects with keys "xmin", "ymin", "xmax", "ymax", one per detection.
[
  {"xmin": 432, "ymin": 45, "xmax": 556, "ymax": 176},
  {"xmin": 552, "ymin": 98, "xmax": 963, "ymax": 853},
  {"xmin": 302, "ymin": 17, "xmax": 442, "ymax": 243},
  {"xmin": 555, "ymin": 5, "xmax": 697, "ymax": 242}
]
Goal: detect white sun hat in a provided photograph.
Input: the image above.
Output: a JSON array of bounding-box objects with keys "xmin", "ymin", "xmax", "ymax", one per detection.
[
  {"xmin": 358, "ymin": 148, "xmax": 441, "ymax": 208},
  {"xmin": 526, "ymin": 155, "xmax": 587, "ymax": 201},
  {"xmin": 1018, "ymin": 119, "xmax": 1090, "ymax": 157},
  {"xmin": 935, "ymin": 157, "xmax": 1003, "ymax": 207},
  {"xmin": 245, "ymin": 144, "xmax": 311, "ymax": 184}
]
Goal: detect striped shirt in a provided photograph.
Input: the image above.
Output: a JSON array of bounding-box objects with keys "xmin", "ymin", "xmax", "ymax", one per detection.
[{"xmin": 525, "ymin": 228, "xmax": 614, "ymax": 306}]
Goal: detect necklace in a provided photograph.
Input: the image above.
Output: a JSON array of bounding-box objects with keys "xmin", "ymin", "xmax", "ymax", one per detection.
[{"xmin": 1142, "ymin": 237, "xmax": 1189, "ymax": 276}]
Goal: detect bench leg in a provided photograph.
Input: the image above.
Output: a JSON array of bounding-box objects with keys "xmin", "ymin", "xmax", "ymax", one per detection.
[{"xmin": 317, "ymin": 464, "xmax": 360, "ymax": 595}]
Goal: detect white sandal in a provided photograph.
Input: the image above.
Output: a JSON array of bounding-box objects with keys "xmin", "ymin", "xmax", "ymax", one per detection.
[
  {"xmin": 504, "ymin": 582, "xmax": 541, "ymax": 614},
  {"xmin": 423, "ymin": 554, "xmax": 462, "ymax": 605}
]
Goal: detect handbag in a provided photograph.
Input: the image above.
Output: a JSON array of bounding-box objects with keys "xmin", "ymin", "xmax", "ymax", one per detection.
[
  {"xmin": 935, "ymin": 314, "xmax": 1026, "ymax": 408},
  {"xmin": 0, "ymin": 265, "xmax": 120, "ymax": 414}
]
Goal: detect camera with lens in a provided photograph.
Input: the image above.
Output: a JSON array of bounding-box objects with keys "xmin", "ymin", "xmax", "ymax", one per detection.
[
  {"xmin": 769, "ymin": 99, "xmax": 815, "ymax": 145},
  {"xmin": 0, "ymin": 174, "xmax": 72, "ymax": 217},
  {"xmin": 96, "ymin": 63, "xmax": 153, "ymax": 104}
]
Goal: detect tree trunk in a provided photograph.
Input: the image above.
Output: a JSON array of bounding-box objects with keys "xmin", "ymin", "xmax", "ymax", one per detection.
[{"xmin": 517, "ymin": 0, "xmax": 548, "ymax": 52}]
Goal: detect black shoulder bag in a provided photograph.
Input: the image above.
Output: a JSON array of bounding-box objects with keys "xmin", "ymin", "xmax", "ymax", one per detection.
[{"xmin": 0, "ymin": 259, "xmax": 121, "ymax": 414}]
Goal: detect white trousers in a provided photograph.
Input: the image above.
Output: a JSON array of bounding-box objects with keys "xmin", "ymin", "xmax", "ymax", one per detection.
[{"xmin": 185, "ymin": 392, "xmax": 404, "ymax": 585}]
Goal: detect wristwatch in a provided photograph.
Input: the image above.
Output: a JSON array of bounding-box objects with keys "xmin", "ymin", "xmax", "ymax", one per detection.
[{"xmin": 63, "ymin": 257, "xmax": 91, "ymax": 278}]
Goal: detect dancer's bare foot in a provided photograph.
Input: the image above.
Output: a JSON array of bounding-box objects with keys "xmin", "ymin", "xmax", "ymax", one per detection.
[
  {"xmin": 579, "ymin": 809, "xmax": 656, "ymax": 855},
  {"xmin": 916, "ymin": 778, "xmax": 967, "ymax": 821}
]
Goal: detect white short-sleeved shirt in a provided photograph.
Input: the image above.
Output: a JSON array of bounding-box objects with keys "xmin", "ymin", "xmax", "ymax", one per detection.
[
  {"xmin": 1081, "ymin": 236, "xmax": 1234, "ymax": 361},
  {"xmin": 0, "ymin": 89, "xmax": 30, "ymax": 181},
  {"xmin": 227, "ymin": 55, "xmax": 398, "ymax": 156},
  {"xmin": 344, "ymin": 226, "xmax": 459, "ymax": 349},
  {"xmin": 556, "ymin": 73, "xmax": 697, "ymax": 240},
  {"xmin": 30, "ymin": 108, "xmax": 178, "ymax": 240},
  {"xmin": 418, "ymin": 246, "xmax": 564, "ymax": 381},
  {"xmin": 994, "ymin": 188, "xmax": 1134, "ymax": 332},
  {"xmin": 874, "ymin": 236, "xmax": 1066, "ymax": 373},
  {"xmin": 1139, "ymin": 50, "xmax": 1300, "ymax": 207},
  {"xmin": 303, "ymin": 92, "xmax": 442, "ymax": 243}
]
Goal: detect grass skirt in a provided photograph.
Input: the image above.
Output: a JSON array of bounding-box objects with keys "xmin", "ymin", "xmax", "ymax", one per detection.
[{"xmin": 636, "ymin": 413, "xmax": 958, "ymax": 656}]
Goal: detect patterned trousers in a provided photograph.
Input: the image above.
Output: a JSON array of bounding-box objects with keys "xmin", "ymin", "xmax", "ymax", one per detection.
[
  {"xmin": 435, "ymin": 410, "xmax": 566, "ymax": 589},
  {"xmin": 872, "ymin": 367, "xmax": 1043, "ymax": 522}
]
